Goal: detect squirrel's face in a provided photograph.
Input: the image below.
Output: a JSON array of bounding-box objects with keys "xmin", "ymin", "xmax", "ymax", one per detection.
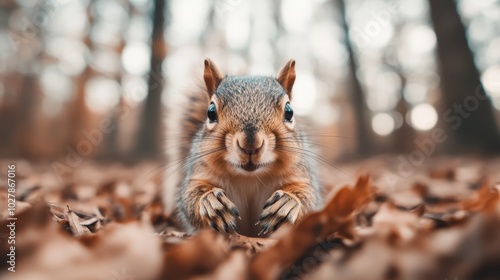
[{"xmin": 200, "ymin": 59, "xmax": 300, "ymax": 176}]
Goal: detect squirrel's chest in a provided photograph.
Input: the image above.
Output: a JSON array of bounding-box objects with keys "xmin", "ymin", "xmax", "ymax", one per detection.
[{"xmin": 221, "ymin": 177, "xmax": 279, "ymax": 236}]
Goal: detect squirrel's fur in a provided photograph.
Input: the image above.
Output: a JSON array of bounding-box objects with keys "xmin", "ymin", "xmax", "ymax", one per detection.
[{"xmin": 163, "ymin": 59, "xmax": 322, "ymax": 237}]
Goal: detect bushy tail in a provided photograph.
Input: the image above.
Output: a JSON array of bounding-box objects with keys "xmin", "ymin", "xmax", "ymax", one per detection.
[{"xmin": 163, "ymin": 88, "xmax": 209, "ymax": 215}]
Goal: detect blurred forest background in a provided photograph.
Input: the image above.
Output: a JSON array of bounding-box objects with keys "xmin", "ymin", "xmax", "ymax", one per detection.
[{"xmin": 1, "ymin": 0, "xmax": 500, "ymax": 163}]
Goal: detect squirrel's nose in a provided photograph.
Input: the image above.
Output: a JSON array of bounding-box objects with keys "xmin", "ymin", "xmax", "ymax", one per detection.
[{"xmin": 237, "ymin": 139, "xmax": 263, "ymax": 155}]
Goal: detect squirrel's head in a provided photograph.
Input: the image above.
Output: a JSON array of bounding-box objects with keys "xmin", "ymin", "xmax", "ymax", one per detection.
[{"xmin": 200, "ymin": 59, "xmax": 301, "ymax": 176}]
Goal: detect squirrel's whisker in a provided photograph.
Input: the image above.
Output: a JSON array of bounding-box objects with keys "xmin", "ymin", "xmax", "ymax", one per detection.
[
  {"xmin": 141, "ymin": 147, "xmax": 226, "ymax": 182},
  {"xmin": 253, "ymin": 173, "xmax": 271, "ymax": 192},
  {"xmin": 275, "ymin": 138, "xmax": 361, "ymax": 158},
  {"xmin": 274, "ymin": 145, "xmax": 351, "ymax": 178}
]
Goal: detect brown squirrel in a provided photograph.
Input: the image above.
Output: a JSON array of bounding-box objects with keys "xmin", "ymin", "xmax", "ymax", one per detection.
[{"xmin": 164, "ymin": 59, "xmax": 322, "ymax": 237}]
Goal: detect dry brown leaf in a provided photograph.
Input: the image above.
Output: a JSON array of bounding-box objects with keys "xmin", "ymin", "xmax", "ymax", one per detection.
[
  {"xmin": 228, "ymin": 234, "xmax": 276, "ymax": 254},
  {"xmin": 249, "ymin": 175, "xmax": 373, "ymax": 280},
  {"xmin": 66, "ymin": 205, "xmax": 92, "ymax": 237},
  {"xmin": 461, "ymin": 180, "xmax": 499, "ymax": 212},
  {"xmin": 371, "ymin": 203, "xmax": 423, "ymax": 244},
  {"xmin": 161, "ymin": 230, "xmax": 231, "ymax": 280}
]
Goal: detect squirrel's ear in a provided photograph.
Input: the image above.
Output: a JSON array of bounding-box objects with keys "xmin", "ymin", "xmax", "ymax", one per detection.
[
  {"xmin": 277, "ymin": 60, "xmax": 296, "ymax": 99},
  {"xmin": 203, "ymin": 59, "xmax": 223, "ymax": 97}
]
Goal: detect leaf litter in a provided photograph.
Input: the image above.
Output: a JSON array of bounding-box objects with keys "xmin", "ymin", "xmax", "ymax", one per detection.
[{"xmin": 0, "ymin": 158, "xmax": 499, "ymax": 279}]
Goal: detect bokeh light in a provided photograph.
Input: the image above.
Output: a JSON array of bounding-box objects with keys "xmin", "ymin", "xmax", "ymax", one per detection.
[
  {"xmin": 122, "ymin": 42, "xmax": 151, "ymax": 75},
  {"xmin": 372, "ymin": 112, "xmax": 395, "ymax": 136},
  {"xmin": 410, "ymin": 103, "xmax": 438, "ymax": 131},
  {"xmin": 85, "ymin": 77, "xmax": 121, "ymax": 113},
  {"xmin": 403, "ymin": 81, "xmax": 427, "ymax": 104},
  {"xmin": 482, "ymin": 65, "xmax": 500, "ymax": 98}
]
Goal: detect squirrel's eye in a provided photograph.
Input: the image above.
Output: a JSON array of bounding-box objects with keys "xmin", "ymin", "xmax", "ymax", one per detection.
[
  {"xmin": 207, "ymin": 102, "xmax": 218, "ymax": 123},
  {"xmin": 284, "ymin": 102, "xmax": 293, "ymax": 122}
]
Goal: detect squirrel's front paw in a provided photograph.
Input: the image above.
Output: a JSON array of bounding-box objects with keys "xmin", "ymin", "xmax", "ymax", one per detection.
[
  {"xmin": 256, "ymin": 190, "xmax": 304, "ymax": 235},
  {"xmin": 199, "ymin": 188, "xmax": 240, "ymax": 233}
]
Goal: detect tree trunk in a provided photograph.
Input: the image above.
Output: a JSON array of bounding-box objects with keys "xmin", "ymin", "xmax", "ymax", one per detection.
[
  {"xmin": 136, "ymin": 0, "xmax": 167, "ymax": 157},
  {"xmin": 335, "ymin": 0, "xmax": 373, "ymax": 157},
  {"xmin": 428, "ymin": 0, "xmax": 500, "ymax": 153}
]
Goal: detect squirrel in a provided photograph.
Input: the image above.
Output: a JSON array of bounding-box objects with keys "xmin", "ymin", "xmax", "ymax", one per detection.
[{"xmin": 163, "ymin": 59, "xmax": 322, "ymax": 237}]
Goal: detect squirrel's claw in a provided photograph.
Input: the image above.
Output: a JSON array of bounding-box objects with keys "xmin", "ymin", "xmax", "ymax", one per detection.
[
  {"xmin": 210, "ymin": 221, "xmax": 221, "ymax": 232},
  {"xmin": 199, "ymin": 188, "xmax": 240, "ymax": 234},
  {"xmin": 257, "ymin": 190, "xmax": 303, "ymax": 235},
  {"xmin": 263, "ymin": 190, "xmax": 284, "ymax": 209},
  {"xmin": 231, "ymin": 207, "xmax": 241, "ymax": 220}
]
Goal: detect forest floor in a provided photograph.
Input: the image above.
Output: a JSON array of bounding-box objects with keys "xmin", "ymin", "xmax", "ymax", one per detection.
[{"xmin": 1, "ymin": 157, "xmax": 500, "ymax": 280}]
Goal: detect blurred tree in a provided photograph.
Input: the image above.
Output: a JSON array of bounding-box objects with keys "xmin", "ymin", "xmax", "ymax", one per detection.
[
  {"xmin": 0, "ymin": 2, "xmax": 16, "ymax": 157},
  {"xmin": 429, "ymin": 0, "xmax": 500, "ymax": 153},
  {"xmin": 335, "ymin": 0, "xmax": 373, "ymax": 157},
  {"xmin": 11, "ymin": 2, "xmax": 45, "ymax": 159},
  {"xmin": 15, "ymin": 75, "xmax": 37, "ymax": 157},
  {"xmin": 69, "ymin": 68, "xmax": 90, "ymax": 156},
  {"xmin": 68, "ymin": 2, "xmax": 92, "ymax": 158},
  {"xmin": 136, "ymin": 0, "xmax": 167, "ymax": 157},
  {"xmin": 383, "ymin": 33, "xmax": 415, "ymax": 154},
  {"xmin": 103, "ymin": 3, "xmax": 132, "ymax": 160}
]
